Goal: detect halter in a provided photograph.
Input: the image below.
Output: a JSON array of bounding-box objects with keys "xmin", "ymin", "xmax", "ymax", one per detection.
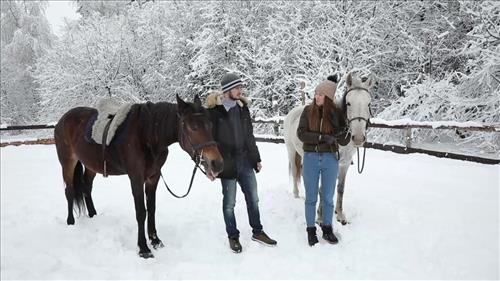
[
  {"xmin": 178, "ymin": 112, "xmax": 218, "ymax": 164},
  {"xmin": 344, "ymin": 87, "xmax": 372, "ymax": 128},
  {"xmin": 343, "ymin": 87, "xmax": 372, "ymax": 174},
  {"xmin": 159, "ymin": 112, "xmax": 218, "ymax": 199}
]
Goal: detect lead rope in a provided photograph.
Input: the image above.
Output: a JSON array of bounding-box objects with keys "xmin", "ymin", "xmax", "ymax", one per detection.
[
  {"xmin": 356, "ymin": 146, "xmax": 367, "ymax": 174},
  {"xmin": 158, "ymin": 150, "xmax": 209, "ymax": 198}
]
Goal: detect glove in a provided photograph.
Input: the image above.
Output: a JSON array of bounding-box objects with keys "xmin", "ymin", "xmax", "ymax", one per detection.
[{"xmin": 322, "ymin": 134, "xmax": 336, "ymax": 145}]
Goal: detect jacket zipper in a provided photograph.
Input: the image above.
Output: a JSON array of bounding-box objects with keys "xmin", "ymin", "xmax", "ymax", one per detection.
[{"xmin": 316, "ymin": 115, "xmax": 323, "ymax": 152}]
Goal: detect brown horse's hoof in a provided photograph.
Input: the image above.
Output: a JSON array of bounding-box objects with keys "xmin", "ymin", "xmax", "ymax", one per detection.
[
  {"xmin": 139, "ymin": 251, "xmax": 154, "ymax": 259},
  {"xmin": 67, "ymin": 217, "xmax": 75, "ymax": 225},
  {"xmin": 152, "ymin": 239, "xmax": 164, "ymax": 249}
]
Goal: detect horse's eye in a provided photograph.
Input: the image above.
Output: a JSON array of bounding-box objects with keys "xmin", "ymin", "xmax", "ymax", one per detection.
[{"xmin": 347, "ymin": 102, "xmax": 351, "ymax": 106}]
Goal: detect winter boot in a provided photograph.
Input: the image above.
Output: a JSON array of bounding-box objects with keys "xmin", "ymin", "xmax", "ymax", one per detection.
[
  {"xmin": 228, "ymin": 237, "xmax": 242, "ymax": 253},
  {"xmin": 252, "ymin": 231, "xmax": 277, "ymax": 246},
  {"xmin": 306, "ymin": 226, "xmax": 319, "ymax": 246},
  {"xmin": 321, "ymin": 225, "xmax": 339, "ymax": 244}
]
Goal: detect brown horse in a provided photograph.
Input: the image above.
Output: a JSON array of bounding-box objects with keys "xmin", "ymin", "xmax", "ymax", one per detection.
[{"xmin": 54, "ymin": 94, "xmax": 223, "ymax": 258}]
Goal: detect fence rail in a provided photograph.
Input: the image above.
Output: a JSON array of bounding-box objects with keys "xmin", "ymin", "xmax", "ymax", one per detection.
[{"xmin": 1, "ymin": 121, "xmax": 499, "ymax": 165}]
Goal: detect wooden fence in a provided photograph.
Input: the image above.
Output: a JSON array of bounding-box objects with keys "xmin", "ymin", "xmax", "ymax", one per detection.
[{"xmin": 1, "ymin": 120, "xmax": 499, "ymax": 165}]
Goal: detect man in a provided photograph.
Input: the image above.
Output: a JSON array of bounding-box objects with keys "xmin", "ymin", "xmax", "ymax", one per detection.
[{"xmin": 206, "ymin": 72, "xmax": 277, "ymax": 253}]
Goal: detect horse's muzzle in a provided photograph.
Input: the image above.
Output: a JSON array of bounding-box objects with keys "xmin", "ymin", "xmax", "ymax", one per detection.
[
  {"xmin": 351, "ymin": 135, "xmax": 366, "ymax": 147},
  {"xmin": 210, "ymin": 159, "xmax": 224, "ymax": 175}
]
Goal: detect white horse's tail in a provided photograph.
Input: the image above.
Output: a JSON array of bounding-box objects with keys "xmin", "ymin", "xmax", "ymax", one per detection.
[{"xmin": 294, "ymin": 152, "xmax": 302, "ymax": 190}]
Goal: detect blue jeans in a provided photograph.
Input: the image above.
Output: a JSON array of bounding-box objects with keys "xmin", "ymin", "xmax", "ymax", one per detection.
[
  {"xmin": 221, "ymin": 156, "xmax": 262, "ymax": 238},
  {"xmin": 303, "ymin": 152, "xmax": 339, "ymax": 227}
]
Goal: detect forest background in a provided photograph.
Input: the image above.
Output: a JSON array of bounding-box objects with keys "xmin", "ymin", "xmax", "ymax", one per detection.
[{"xmin": 1, "ymin": 0, "xmax": 499, "ymax": 156}]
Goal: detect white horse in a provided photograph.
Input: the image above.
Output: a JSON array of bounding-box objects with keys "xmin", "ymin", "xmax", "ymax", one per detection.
[{"xmin": 283, "ymin": 71, "xmax": 374, "ymax": 225}]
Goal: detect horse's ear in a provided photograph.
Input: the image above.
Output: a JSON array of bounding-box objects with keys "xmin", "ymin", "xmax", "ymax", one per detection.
[
  {"xmin": 193, "ymin": 94, "xmax": 202, "ymax": 108},
  {"xmin": 176, "ymin": 94, "xmax": 188, "ymax": 113},
  {"xmin": 364, "ymin": 73, "xmax": 375, "ymax": 89},
  {"xmin": 346, "ymin": 72, "xmax": 353, "ymax": 88}
]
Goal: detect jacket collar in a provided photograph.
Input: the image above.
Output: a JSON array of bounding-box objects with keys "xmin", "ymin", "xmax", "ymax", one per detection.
[{"xmin": 205, "ymin": 90, "xmax": 249, "ymax": 109}]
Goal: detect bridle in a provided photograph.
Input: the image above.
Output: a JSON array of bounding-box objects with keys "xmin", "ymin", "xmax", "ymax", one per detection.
[
  {"xmin": 344, "ymin": 87, "xmax": 372, "ymax": 129},
  {"xmin": 343, "ymin": 87, "xmax": 372, "ymax": 174},
  {"xmin": 178, "ymin": 112, "xmax": 218, "ymax": 166},
  {"xmin": 159, "ymin": 112, "xmax": 218, "ymax": 199}
]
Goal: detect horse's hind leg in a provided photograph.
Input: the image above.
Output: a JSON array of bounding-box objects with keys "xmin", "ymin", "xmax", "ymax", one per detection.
[
  {"xmin": 83, "ymin": 168, "xmax": 97, "ymax": 217},
  {"xmin": 59, "ymin": 158, "xmax": 78, "ymax": 225},
  {"xmin": 145, "ymin": 173, "xmax": 164, "ymax": 249}
]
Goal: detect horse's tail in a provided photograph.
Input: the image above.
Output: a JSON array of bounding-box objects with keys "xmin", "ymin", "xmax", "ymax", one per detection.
[
  {"xmin": 72, "ymin": 161, "xmax": 86, "ymax": 214},
  {"xmin": 294, "ymin": 152, "xmax": 302, "ymax": 188}
]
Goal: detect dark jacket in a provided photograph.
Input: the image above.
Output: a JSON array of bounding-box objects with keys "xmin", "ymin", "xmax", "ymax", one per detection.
[
  {"xmin": 297, "ymin": 104, "xmax": 349, "ymax": 153},
  {"xmin": 206, "ymin": 92, "xmax": 261, "ymax": 179}
]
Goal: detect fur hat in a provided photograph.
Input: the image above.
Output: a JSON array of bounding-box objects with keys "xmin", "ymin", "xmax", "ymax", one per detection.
[
  {"xmin": 315, "ymin": 75, "xmax": 338, "ymax": 101},
  {"xmin": 221, "ymin": 72, "xmax": 243, "ymax": 93}
]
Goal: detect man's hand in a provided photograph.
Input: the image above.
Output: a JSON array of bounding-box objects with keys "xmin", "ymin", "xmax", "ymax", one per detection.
[{"xmin": 256, "ymin": 162, "xmax": 262, "ymax": 172}]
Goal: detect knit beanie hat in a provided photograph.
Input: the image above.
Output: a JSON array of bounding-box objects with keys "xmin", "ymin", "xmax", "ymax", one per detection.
[
  {"xmin": 221, "ymin": 72, "xmax": 243, "ymax": 93},
  {"xmin": 315, "ymin": 75, "xmax": 338, "ymax": 101}
]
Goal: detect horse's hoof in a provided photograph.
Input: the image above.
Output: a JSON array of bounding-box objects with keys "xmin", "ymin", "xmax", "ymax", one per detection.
[
  {"xmin": 139, "ymin": 251, "xmax": 154, "ymax": 259},
  {"xmin": 152, "ymin": 239, "xmax": 164, "ymax": 249},
  {"xmin": 336, "ymin": 218, "xmax": 348, "ymax": 225},
  {"xmin": 67, "ymin": 217, "xmax": 75, "ymax": 225}
]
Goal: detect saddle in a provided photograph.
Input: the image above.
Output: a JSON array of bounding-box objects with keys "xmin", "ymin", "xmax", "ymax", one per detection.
[
  {"xmin": 91, "ymin": 98, "xmax": 133, "ymax": 177},
  {"xmin": 92, "ymin": 99, "xmax": 133, "ymax": 146}
]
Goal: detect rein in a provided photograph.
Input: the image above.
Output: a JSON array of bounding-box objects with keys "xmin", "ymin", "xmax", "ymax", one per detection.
[{"xmin": 159, "ymin": 156, "xmax": 199, "ymax": 199}]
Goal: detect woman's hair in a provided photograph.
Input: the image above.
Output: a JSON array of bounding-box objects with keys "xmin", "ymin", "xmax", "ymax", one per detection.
[{"xmin": 306, "ymin": 97, "xmax": 336, "ymax": 134}]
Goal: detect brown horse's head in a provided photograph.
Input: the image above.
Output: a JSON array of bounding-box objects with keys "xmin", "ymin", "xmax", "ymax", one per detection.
[{"xmin": 176, "ymin": 94, "xmax": 223, "ymax": 179}]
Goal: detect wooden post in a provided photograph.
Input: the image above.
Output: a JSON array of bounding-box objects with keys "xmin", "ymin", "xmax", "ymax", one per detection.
[
  {"xmin": 405, "ymin": 127, "xmax": 412, "ymax": 148},
  {"xmin": 300, "ymin": 81, "xmax": 305, "ymax": 105},
  {"xmin": 274, "ymin": 123, "xmax": 280, "ymax": 136}
]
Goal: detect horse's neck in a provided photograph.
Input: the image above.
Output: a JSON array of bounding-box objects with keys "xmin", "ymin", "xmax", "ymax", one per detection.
[{"xmin": 145, "ymin": 102, "xmax": 179, "ymax": 148}]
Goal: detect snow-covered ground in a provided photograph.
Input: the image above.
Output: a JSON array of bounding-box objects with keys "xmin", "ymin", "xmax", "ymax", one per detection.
[{"xmin": 1, "ymin": 143, "xmax": 498, "ymax": 279}]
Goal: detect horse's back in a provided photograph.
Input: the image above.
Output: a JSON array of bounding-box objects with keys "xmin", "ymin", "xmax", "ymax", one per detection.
[
  {"xmin": 284, "ymin": 105, "xmax": 306, "ymax": 157},
  {"xmin": 54, "ymin": 107, "xmax": 96, "ymax": 147}
]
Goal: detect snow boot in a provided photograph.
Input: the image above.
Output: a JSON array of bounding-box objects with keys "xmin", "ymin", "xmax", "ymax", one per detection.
[
  {"xmin": 228, "ymin": 237, "xmax": 242, "ymax": 253},
  {"xmin": 321, "ymin": 225, "xmax": 339, "ymax": 244},
  {"xmin": 306, "ymin": 226, "xmax": 318, "ymax": 246},
  {"xmin": 252, "ymin": 231, "xmax": 277, "ymax": 246}
]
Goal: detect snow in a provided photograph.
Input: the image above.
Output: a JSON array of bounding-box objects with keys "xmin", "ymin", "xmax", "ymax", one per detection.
[
  {"xmin": 1, "ymin": 143, "xmax": 499, "ymax": 279},
  {"xmin": 370, "ymin": 117, "xmax": 488, "ymax": 129},
  {"xmin": 254, "ymin": 116, "xmax": 286, "ymax": 123}
]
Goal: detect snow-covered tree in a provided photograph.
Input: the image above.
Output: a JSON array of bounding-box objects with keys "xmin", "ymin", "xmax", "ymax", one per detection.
[{"xmin": 1, "ymin": 0, "xmax": 53, "ymax": 125}]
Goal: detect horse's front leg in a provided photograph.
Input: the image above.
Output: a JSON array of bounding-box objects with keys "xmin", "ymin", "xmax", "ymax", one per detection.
[
  {"xmin": 335, "ymin": 164, "xmax": 349, "ymax": 225},
  {"xmin": 145, "ymin": 173, "xmax": 164, "ymax": 250},
  {"xmin": 129, "ymin": 175, "xmax": 153, "ymax": 258}
]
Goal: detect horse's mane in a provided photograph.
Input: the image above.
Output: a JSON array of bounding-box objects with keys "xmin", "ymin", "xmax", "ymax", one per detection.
[{"xmin": 134, "ymin": 102, "xmax": 178, "ymax": 148}]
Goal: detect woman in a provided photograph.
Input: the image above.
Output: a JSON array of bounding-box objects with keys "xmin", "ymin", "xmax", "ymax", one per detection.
[{"xmin": 297, "ymin": 75, "xmax": 343, "ymax": 246}]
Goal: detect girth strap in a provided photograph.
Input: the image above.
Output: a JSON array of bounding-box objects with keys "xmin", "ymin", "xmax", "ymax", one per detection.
[{"xmin": 101, "ymin": 115, "xmax": 114, "ymax": 178}]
